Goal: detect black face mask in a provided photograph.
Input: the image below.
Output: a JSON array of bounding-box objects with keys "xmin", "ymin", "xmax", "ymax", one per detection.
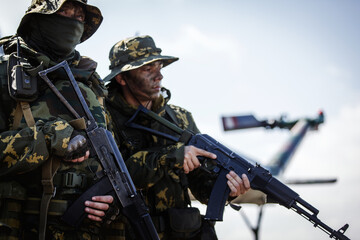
[{"xmin": 27, "ymin": 14, "xmax": 84, "ymax": 61}]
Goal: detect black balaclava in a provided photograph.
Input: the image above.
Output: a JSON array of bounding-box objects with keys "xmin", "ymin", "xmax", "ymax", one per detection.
[{"xmin": 26, "ymin": 13, "xmax": 84, "ymax": 62}]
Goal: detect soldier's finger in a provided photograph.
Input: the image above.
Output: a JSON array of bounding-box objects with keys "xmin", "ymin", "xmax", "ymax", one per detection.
[
  {"xmin": 241, "ymin": 173, "xmax": 251, "ymax": 190},
  {"xmin": 229, "ymin": 171, "xmax": 243, "ymax": 185},
  {"xmin": 85, "ymin": 200, "xmax": 109, "ymax": 211},
  {"xmin": 186, "ymin": 158, "xmax": 195, "ymax": 172},
  {"xmin": 69, "ymin": 150, "xmax": 90, "ymax": 163},
  {"xmin": 85, "ymin": 206, "xmax": 105, "ymax": 217},
  {"xmin": 185, "ymin": 147, "xmax": 203, "ymax": 169},
  {"xmin": 183, "ymin": 160, "xmax": 189, "ymax": 174},
  {"xmin": 92, "ymin": 195, "xmax": 114, "ymax": 204},
  {"xmin": 191, "ymin": 155, "xmax": 201, "ymax": 169},
  {"xmin": 227, "ymin": 180, "xmax": 238, "ymax": 197},
  {"xmin": 84, "ymin": 150, "xmax": 90, "ymax": 160},
  {"xmin": 87, "ymin": 213, "xmax": 103, "ymax": 222},
  {"xmin": 239, "ymin": 183, "xmax": 246, "ymax": 195},
  {"xmin": 195, "ymin": 147, "xmax": 216, "ymax": 159},
  {"xmin": 63, "ymin": 156, "xmax": 81, "ymax": 163},
  {"xmin": 74, "ymin": 156, "xmax": 85, "ymax": 163},
  {"xmin": 232, "ymin": 177, "xmax": 241, "ymax": 191}
]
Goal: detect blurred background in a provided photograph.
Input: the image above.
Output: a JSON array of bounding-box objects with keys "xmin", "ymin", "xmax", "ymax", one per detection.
[{"xmin": 1, "ymin": 1, "xmax": 359, "ymax": 239}]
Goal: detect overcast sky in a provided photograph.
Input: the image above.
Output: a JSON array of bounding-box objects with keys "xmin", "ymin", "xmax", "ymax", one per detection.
[{"xmin": 1, "ymin": 1, "xmax": 359, "ymax": 239}]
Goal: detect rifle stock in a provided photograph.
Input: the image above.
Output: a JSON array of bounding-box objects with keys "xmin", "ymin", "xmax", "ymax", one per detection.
[{"xmin": 38, "ymin": 61, "xmax": 159, "ymax": 240}]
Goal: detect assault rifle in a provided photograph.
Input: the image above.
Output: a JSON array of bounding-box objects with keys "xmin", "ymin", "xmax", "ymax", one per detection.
[
  {"xmin": 125, "ymin": 105, "xmax": 350, "ymax": 240},
  {"xmin": 38, "ymin": 61, "xmax": 159, "ymax": 240}
]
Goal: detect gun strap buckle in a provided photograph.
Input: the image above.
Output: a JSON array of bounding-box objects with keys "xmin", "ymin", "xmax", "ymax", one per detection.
[
  {"xmin": 52, "ymin": 172, "xmax": 88, "ymax": 189},
  {"xmin": 58, "ymin": 172, "xmax": 87, "ymax": 188}
]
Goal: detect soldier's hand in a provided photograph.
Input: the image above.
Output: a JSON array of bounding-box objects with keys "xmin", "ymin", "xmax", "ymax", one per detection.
[
  {"xmin": 85, "ymin": 195, "xmax": 119, "ymax": 224},
  {"xmin": 64, "ymin": 131, "xmax": 89, "ymax": 163},
  {"xmin": 227, "ymin": 171, "xmax": 251, "ymax": 197},
  {"xmin": 67, "ymin": 150, "xmax": 90, "ymax": 163},
  {"xmin": 183, "ymin": 145, "xmax": 217, "ymax": 174}
]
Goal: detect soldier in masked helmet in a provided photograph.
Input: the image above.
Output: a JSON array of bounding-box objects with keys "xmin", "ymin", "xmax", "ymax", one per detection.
[{"xmin": 0, "ymin": 1, "xmax": 121, "ymax": 239}]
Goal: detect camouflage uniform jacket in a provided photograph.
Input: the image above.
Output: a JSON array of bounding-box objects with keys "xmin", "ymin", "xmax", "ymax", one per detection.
[
  {"xmin": 0, "ymin": 36, "xmax": 116, "ymax": 239},
  {"xmin": 106, "ymin": 86, "xmax": 217, "ymax": 233}
]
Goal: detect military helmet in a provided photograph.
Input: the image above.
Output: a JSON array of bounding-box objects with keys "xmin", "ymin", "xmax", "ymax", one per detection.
[
  {"xmin": 103, "ymin": 35, "xmax": 179, "ymax": 83},
  {"xmin": 17, "ymin": 0, "xmax": 103, "ymax": 42}
]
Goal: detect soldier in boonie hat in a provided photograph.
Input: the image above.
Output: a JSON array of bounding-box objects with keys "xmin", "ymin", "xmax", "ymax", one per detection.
[
  {"xmin": 105, "ymin": 35, "xmax": 251, "ymax": 239},
  {"xmin": 103, "ymin": 35, "xmax": 178, "ymax": 83}
]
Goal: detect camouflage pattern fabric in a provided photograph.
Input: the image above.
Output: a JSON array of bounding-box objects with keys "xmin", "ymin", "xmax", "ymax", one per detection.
[
  {"xmin": 0, "ymin": 79, "xmax": 104, "ymax": 175},
  {"xmin": 0, "ymin": 36, "xmax": 121, "ymax": 239},
  {"xmin": 103, "ymin": 35, "xmax": 179, "ymax": 83},
  {"xmin": 106, "ymin": 87, "xmax": 217, "ymax": 239},
  {"xmin": 17, "ymin": 0, "xmax": 103, "ymax": 43}
]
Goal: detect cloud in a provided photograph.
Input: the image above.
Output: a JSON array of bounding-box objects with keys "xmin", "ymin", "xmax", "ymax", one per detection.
[
  {"xmin": 325, "ymin": 64, "xmax": 352, "ymax": 80},
  {"xmin": 165, "ymin": 25, "xmax": 245, "ymax": 65}
]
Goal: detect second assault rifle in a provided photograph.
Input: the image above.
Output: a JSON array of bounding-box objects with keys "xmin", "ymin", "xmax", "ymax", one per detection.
[
  {"xmin": 38, "ymin": 61, "xmax": 159, "ymax": 240},
  {"xmin": 124, "ymin": 105, "xmax": 351, "ymax": 240}
]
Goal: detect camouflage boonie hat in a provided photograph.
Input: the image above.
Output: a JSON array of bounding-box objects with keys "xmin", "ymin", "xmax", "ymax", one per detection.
[
  {"xmin": 103, "ymin": 35, "xmax": 179, "ymax": 83},
  {"xmin": 17, "ymin": 0, "xmax": 103, "ymax": 42}
]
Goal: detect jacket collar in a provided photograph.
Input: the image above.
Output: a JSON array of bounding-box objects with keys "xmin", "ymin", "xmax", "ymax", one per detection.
[{"xmin": 107, "ymin": 86, "xmax": 171, "ymax": 116}]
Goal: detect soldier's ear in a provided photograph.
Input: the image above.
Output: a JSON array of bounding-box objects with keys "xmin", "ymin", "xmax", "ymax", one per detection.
[{"xmin": 115, "ymin": 74, "xmax": 126, "ymax": 86}]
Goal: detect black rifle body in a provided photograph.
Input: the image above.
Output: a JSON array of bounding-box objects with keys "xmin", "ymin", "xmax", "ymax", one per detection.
[
  {"xmin": 38, "ymin": 61, "xmax": 159, "ymax": 240},
  {"xmin": 188, "ymin": 133, "xmax": 350, "ymax": 240},
  {"xmin": 127, "ymin": 106, "xmax": 350, "ymax": 240}
]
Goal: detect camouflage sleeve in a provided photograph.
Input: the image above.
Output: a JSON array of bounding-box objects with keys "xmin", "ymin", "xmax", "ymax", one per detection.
[
  {"xmin": 153, "ymin": 104, "xmax": 217, "ymax": 203},
  {"xmin": 178, "ymin": 109, "xmax": 219, "ymax": 204},
  {"xmin": 125, "ymin": 142, "xmax": 185, "ymax": 189},
  {"xmin": 121, "ymin": 104, "xmax": 215, "ymax": 196},
  {"xmin": 0, "ymin": 118, "xmax": 73, "ymax": 177}
]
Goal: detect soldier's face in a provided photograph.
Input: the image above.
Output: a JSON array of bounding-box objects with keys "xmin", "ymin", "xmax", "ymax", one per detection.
[
  {"xmin": 56, "ymin": 1, "xmax": 86, "ymax": 22},
  {"xmin": 125, "ymin": 61, "xmax": 164, "ymax": 101}
]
